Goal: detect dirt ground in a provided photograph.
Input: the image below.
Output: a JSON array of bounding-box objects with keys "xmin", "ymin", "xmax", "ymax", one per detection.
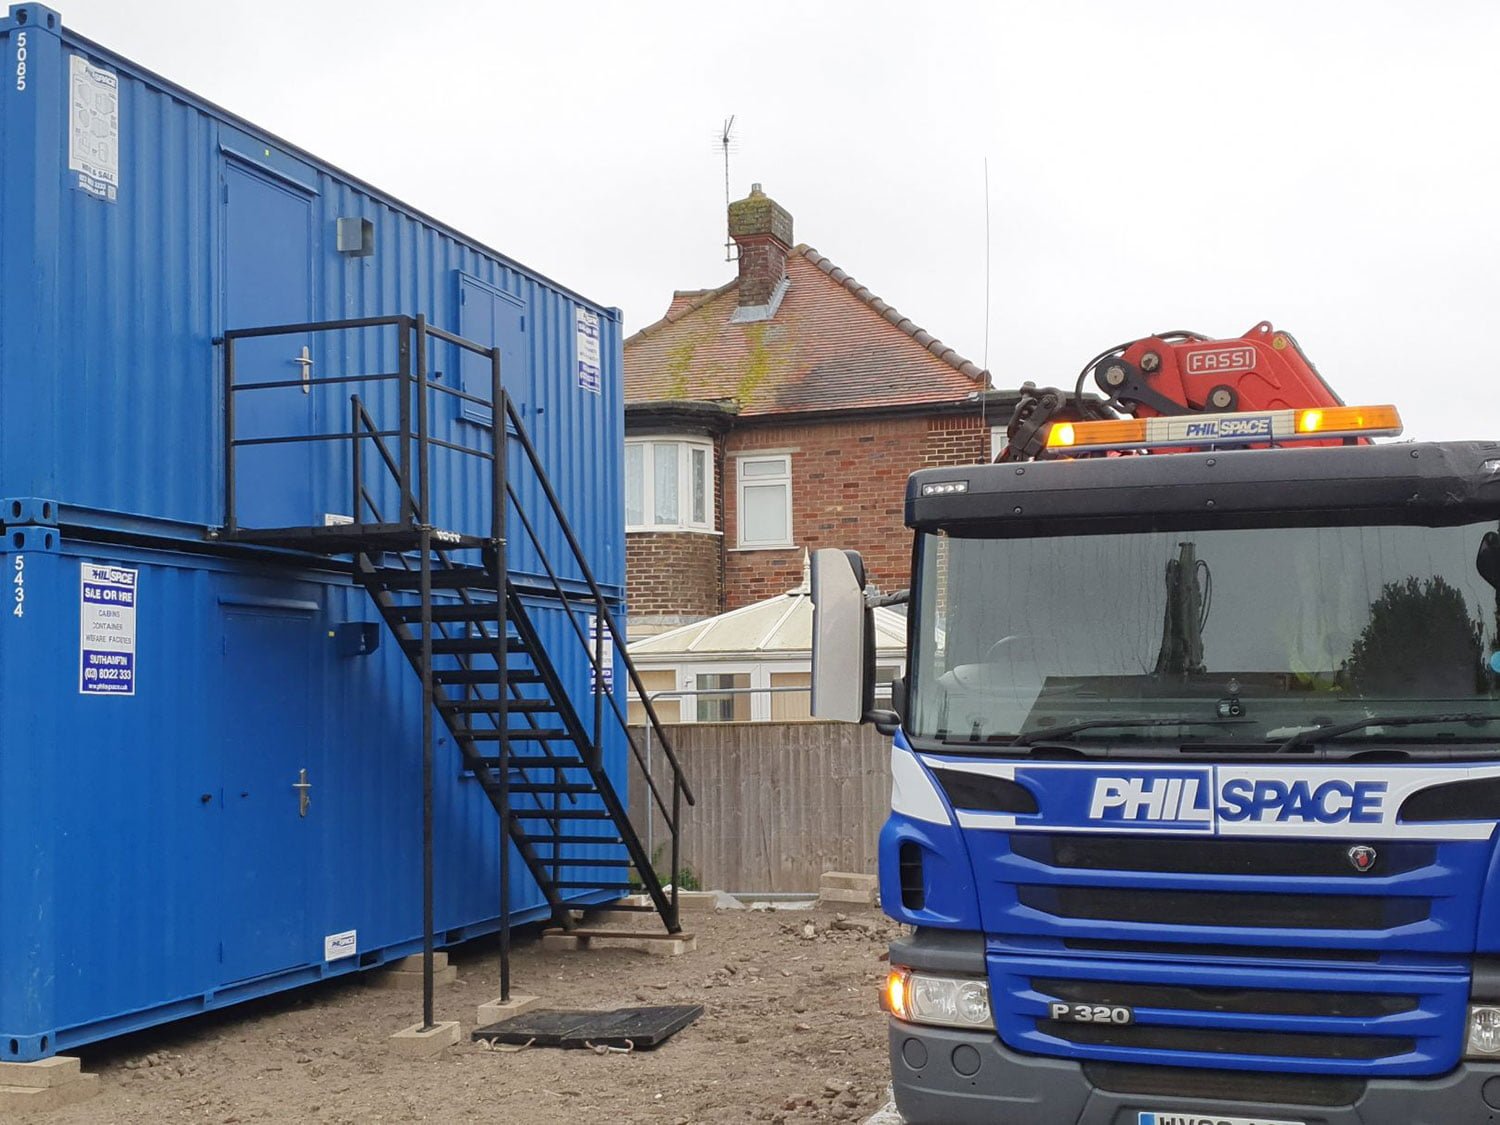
[{"xmin": 22, "ymin": 903, "xmax": 901, "ymax": 1125}]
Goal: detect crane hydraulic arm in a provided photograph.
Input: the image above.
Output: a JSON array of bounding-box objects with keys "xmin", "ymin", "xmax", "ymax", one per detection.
[{"xmin": 1001, "ymin": 321, "xmax": 1348, "ymax": 461}]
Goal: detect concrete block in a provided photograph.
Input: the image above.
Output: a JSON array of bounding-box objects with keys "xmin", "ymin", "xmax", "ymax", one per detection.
[
  {"xmin": 0, "ymin": 1055, "xmax": 82, "ymax": 1088},
  {"xmin": 388, "ymin": 1020, "xmax": 461, "ymax": 1057},
  {"xmin": 819, "ymin": 871, "xmax": 879, "ymax": 907},
  {"xmin": 542, "ymin": 928, "xmax": 696, "ymax": 956},
  {"xmin": 390, "ymin": 951, "xmax": 449, "ymax": 972},
  {"xmin": 0, "ymin": 1058, "xmax": 99, "ymax": 1113},
  {"xmin": 371, "ymin": 963, "xmax": 458, "ymax": 990},
  {"xmin": 476, "ymin": 993, "xmax": 542, "ymax": 1027}
]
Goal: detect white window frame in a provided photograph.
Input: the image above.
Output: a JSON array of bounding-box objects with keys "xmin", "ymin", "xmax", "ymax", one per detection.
[
  {"xmin": 734, "ymin": 452, "xmax": 794, "ymax": 549},
  {"xmin": 625, "ymin": 437, "xmax": 715, "ymax": 532}
]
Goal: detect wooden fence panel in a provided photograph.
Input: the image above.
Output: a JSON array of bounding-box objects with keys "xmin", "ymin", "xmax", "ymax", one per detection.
[{"xmin": 627, "ymin": 722, "xmax": 892, "ymax": 893}]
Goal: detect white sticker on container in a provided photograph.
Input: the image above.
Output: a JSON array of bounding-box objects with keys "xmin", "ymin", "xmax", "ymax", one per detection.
[
  {"xmin": 575, "ymin": 307, "xmax": 601, "ymax": 393},
  {"xmin": 324, "ymin": 930, "xmax": 357, "ymax": 962},
  {"xmin": 79, "ymin": 563, "xmax": 136, "ymax": 696},
  {"xmin": 68, "ymin": 55, "xmax": 119, "ymax": 202}
]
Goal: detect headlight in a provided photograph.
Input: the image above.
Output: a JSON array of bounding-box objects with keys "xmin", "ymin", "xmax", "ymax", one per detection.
[
  {"xmin": 882, "ymin": 968, "xmax": 992, "ymax": 1030},
  {"xmin": 1468, "ymin": 1006, "xmax": 1500, "ymax": 1057}
]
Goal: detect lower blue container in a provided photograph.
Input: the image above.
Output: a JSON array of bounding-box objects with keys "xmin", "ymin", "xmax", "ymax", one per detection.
[{"xmin": 0, "ymin": 531, "xmax": 625, "ymax": 1060}]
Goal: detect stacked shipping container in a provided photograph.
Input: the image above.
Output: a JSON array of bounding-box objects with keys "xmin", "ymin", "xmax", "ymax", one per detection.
[{"xmin": 0, "ymin": 3, "xmax": 628, "ymax": 1060}]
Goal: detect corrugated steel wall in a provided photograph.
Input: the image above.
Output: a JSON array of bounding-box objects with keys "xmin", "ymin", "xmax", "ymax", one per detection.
[
  {"xmin": 0, "ymin": 4, "xmax": 635, "ymax": 1060},
  {"xmin": 0, "ymin": 539, "xmax": 628, "ymax": 1057},
  {"xmin": 0, "ymin": 7, "xmax": 622, "ymax": 594}
]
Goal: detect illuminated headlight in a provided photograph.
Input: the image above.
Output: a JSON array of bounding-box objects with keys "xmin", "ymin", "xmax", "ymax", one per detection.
[
  {"xmin": 1468, "ymin": 1006, "xmax": 1500, "ymax": 1057},
  {"xmin": 883, "ymin": 968, "xmax": 991, "ymax": 1029}
]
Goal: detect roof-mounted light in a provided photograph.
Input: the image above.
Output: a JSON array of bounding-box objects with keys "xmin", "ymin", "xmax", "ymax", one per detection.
[{"xmin": 1044, "ymin": 404, "xmax": 1402, "ymax": 454}]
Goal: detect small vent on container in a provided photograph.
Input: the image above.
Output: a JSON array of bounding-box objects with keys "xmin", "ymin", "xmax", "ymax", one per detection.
[
  {"xmin": 336, "ymin": 217, "xmax": 375, "ymax": 257},
  {"xmin": 899, "ymin": 841, "xmax": 925, "ymax": 911}
]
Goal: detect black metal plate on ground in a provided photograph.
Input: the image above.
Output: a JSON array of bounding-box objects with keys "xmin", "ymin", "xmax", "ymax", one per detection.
[{"xmin": 472, "ymin": 1004, "xmax": 703, "ymax": 1050}]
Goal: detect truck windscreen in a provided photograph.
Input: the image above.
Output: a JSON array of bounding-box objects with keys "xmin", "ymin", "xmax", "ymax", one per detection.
[{"xmin": 910, "ymin": 520, "xmax": 1500, "ymax": 748}]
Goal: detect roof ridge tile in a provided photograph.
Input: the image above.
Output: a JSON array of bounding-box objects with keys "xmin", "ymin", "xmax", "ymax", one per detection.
[{"xmin": 797, "ymin": 243, "xmax": 988, "ymax": 384}]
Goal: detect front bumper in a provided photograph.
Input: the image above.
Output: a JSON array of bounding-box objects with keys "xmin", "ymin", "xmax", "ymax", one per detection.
[{"xmin": 889, "ymin": 1019, "xmax": 1500, "ymax": 1125}]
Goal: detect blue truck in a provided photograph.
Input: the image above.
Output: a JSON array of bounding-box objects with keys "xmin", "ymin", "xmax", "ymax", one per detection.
[{"xmin": 811, "ymin": 326, "xmax": 1500, "ymax": 1124}]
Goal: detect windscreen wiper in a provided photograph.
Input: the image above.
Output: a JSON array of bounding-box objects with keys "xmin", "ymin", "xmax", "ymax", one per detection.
[
  {"xmin": 1275, "ymin": 712, "xmax": 1500, "ymax": 754},
  {"xmin": 1011, "ymin": 715, "xmax": 1252, "ymax": 746}
]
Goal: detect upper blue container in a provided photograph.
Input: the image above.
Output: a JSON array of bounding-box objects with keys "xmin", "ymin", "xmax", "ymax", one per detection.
[{"xmin": 0, "ymin": 3, "xmax": 623, "ymax": 596}]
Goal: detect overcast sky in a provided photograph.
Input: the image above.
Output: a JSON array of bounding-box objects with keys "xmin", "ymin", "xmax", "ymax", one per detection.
[{"xmin": 59, "ymin": 0, "xmax": 1500, "ymax": 442}]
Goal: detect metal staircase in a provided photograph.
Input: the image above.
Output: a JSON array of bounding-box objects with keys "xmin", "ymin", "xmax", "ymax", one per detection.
[{"xmin": 218, "ymin": 314, "xmax": 692, "ymax": 1027}]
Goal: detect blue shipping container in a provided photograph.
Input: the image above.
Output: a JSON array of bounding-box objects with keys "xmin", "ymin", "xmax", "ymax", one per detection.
[
  {"xmin": 0, "ymin": 3, "xmax": 645, "ymax": 1060},
  {"xmin": 0, "ymin": 535, "xmax": 629, "ymax": 1060},
  {"xmin": 0, "ymin": 2, "xmax": 624, "ymax": 595}
]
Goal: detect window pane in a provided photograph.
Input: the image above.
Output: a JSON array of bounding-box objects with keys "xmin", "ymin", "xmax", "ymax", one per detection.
[
  {"xmin": 654, "ymin": 442, "xmax": 680, "ymax": 525},
  {"xmin": 742, "ymin": 457, "xmax": 786, "ymax": 478},
  {"xmin": 696, "ymin": 672, "xmax": 750, "ymax": 722},
  {"xmin": 691, "ymin": 447, "xmax": 708, "ymax": 525},
  {"xmin": 770, "ymin": 671, "xmax": 811, "ymax": 721},
  {"xmin": 629, "ymin": 668, "xmax": 680, "ymax": 724},
  {"xmin": 741, "ymin": 483, "xmax": 789, "ymax": 544},
  {"xmin": 624, "ymin": 445, "xmax": 644, "ymax": 527}
]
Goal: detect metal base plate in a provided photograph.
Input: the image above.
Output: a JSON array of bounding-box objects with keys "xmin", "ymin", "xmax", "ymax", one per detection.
[{"xmin": 471, "ymin": 1004, "xmax": 703, "ymax": 1050}]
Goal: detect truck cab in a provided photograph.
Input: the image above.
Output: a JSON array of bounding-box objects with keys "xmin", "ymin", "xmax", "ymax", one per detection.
[{"xmin": 814, "ymin": 431, "xmax": 1500, "ymax": 1125}]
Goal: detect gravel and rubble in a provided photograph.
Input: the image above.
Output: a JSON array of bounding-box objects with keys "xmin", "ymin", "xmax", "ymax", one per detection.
[{"xmin": 21, "ymin": 903, "xmax": 904, "ymax": 1125}]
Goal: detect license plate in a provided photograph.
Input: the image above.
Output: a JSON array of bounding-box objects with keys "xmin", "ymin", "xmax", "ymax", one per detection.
[
  {"xmin": 1138, "ymin": 1113, "xmax": 1306, "ymax": 1125},
  {"xmin": 1048, "ymin": 1001, "xmax": 1134, "ymax": 1025}
]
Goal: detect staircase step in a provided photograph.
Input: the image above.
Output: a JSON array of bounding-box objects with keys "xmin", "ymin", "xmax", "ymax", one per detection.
[
  {"xmin": 433, "ymin": 668, "xmax": 541, "ymax": 686},
  {"xmin": 363, "ymin": 566, "xmax": 494, "ymax": 590},
  {"xmin": 507, "ymin": 786, "xmax": 594, "ymax": 798},
  {"xmin": 540, "ymin": 858, "xmax": 635, "ymax": 868},
  {"xmin": 547, "ymin": 882, "xmax": 637, "ymax": 891},
  {"xmin": 405, "ymin": 635, "xmax": 526, "ymax": 656},
  {"xmin": 441, "ymin": 697, "xmax": 554, "ymax": 714},
  {"xmin": 513, "ymin": 808, "xmax": 612, "ymax": 820},
  {"xmin": 388, "ymin": 603, "xmax": 505, "ymax": 623},
  {"xmin": 457, "ymin": 728, "xmax": 574, "ymax": 742},
  {"xmin": 524, "ymin": 836, "xmax": 626, "ymax": 846}
]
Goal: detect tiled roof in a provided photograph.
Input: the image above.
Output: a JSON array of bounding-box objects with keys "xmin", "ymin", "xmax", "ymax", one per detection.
[{"xmin": 624, "ymin": 245, "xmax": 988, "ymax": 416}]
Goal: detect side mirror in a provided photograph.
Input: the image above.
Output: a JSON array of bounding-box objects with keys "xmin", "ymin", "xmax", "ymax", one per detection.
[
  {"xmin": 1479, "ymin": 532, "xmax": 1500, "ymax": 592},
  {"xmin": 811, "ymin": 548, "xmax": 870, "ymax": 723}
]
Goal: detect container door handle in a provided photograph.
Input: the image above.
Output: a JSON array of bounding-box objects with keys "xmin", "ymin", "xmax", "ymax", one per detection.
[
  {"xmin": 295, "ymin": 347, "xmax": 312, "ymax": 394},
  {"xmin": 293, "ymin": 768, "xmax": 312, "ymax": 817}
]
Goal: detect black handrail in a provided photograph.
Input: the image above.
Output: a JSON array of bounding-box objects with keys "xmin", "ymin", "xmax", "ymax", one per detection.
[{"xmin": 503, "ymin": 395, "xmax": 696, "ymax": 808}]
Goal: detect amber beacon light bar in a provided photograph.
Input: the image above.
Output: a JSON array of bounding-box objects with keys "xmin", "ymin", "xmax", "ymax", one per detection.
[{"xmin": 1045, "ymin": 405, "xmax": 1404, "ymax": 455}]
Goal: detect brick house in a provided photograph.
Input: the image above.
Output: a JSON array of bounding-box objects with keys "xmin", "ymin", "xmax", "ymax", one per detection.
[{"xmin": 623, "ymin": 183, "xmax": 1020, "ymax": 642}]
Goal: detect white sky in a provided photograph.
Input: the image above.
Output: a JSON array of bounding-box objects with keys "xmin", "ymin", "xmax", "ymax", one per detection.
[{"xmin": 58, "ymin": 0, "xmax": 1500, "ymax": 442}]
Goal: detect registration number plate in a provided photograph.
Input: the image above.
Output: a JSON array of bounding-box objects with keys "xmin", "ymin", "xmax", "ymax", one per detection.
[
  {"xmin": 1048, "ymin": 1001, "xmax": 1133, "ymax": 1025},
  {"xmin": 1138, "ymin": 1113, "xmax": 1306, "ymax": 1125}
]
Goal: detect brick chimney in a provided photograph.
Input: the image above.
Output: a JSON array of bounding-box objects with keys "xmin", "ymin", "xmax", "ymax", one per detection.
[{"xmin": 728, "ymin": 183, "xmax": 793, "ymax": 309}]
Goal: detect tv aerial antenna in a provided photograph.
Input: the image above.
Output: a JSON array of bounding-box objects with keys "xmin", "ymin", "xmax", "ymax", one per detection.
[{"xmin": 720, "ymin": 115, "xmax": 738, "ymax": 262}]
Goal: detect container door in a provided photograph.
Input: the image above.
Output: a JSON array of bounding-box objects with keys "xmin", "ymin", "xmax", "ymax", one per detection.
[
  {"xmin": 220, "ymin": 609, "xmax": 314, "ymax": 982},
  {"xmin": 223, "ymin": 162, "xmax": 316, "ymax": 531}
]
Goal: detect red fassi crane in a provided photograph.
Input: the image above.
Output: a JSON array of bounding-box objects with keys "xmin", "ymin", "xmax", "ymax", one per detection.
[{"xmin": 1001, "ymin": 321, "xmax": 1362, "ymax": 462}]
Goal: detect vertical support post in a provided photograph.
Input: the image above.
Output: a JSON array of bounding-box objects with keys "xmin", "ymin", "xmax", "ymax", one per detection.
[
  {"xmin": 420, "ymin": 526, "xmax": 435, "ymax": 1030},
  {"xmin": 593, "ymin": 609, "xmax": 605, "ymax": 763},
  {"xmin": 670, "ymin": 771, "xmax": 682, "ymax": 932},
  {"xmin": 492, "ymin": 351, "xmax": 512, "ymax": 1005},
  {"xmin": 397, "ymin": 322, "xmax": 413, "ymax": 525},
  {"xmin": 224, "ymin": 336, "xmax": 238, "ymax": 533},
  {"xmin": 415, "ymin": 315, "xmax": 431, "ymax": 523},
  {"xmin": 350, "ymin": 395, "xmax": 362, "ymax": 524}
]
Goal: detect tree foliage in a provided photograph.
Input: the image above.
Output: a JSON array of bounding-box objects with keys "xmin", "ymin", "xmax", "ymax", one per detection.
[{"xmin": 1344, "ymin": 576, "xmax": 1484, "ymax": 697}]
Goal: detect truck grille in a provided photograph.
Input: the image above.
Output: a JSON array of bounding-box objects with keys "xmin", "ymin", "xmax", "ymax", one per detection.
[
  {"xmin": 1017, "ymin": 885, "xmax": 1428, "ymax": 930},
  {"xmin": 990, "ymin": 954, "xmax": 1466, "ymax": 1077},
  {"xmin": 1012, "ymin": 833, "xmax": 1437, "ymax": 877},
  {"xmin": 978, "ymin": 830, "xmax": 1479, "ymax": 952}
]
